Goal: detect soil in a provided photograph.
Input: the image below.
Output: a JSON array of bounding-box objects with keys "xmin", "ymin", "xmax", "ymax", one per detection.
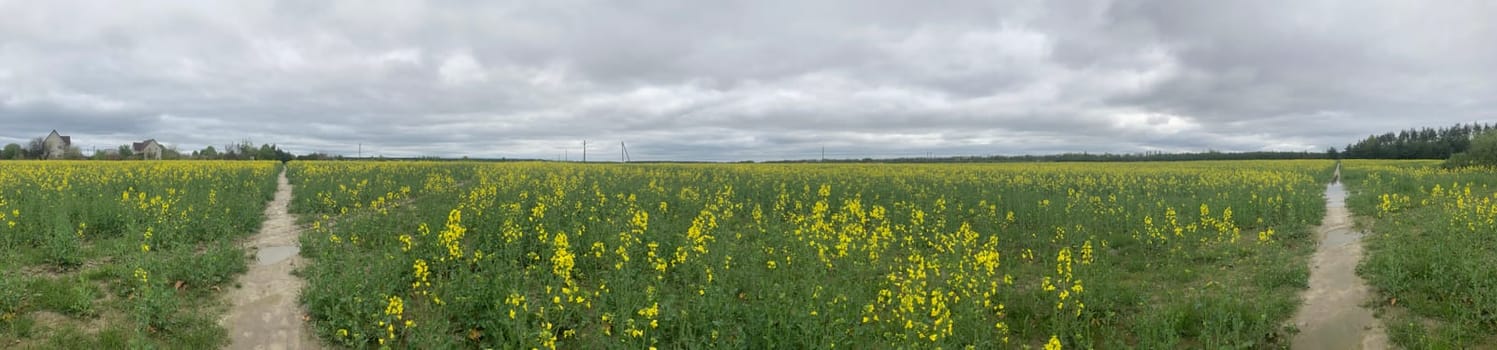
[
  {"xmin": 1291, "ymin": 164, "xmax": 1389, "ymax": 349},
  {"xmin": 220, "ymin": 169, "xmax": 320, "ymax": 350}
]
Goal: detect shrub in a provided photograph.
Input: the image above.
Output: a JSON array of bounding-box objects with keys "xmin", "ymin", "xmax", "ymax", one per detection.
[{"xmin": 1444, "ymin": 131, "xmax": 1497, "ymax": 168}]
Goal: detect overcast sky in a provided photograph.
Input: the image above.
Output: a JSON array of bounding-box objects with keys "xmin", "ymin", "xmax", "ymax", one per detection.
[{"xmin": 2, "ymin": 0, "xmax": 1494, "ymax": 161}]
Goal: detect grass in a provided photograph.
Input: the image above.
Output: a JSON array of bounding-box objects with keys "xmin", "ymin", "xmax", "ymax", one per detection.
[{"xmin": 26, "ymin": 276, "xmax": 100, "ymax": 317}]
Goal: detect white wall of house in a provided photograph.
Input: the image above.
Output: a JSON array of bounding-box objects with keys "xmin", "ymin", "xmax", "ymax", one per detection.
[
  {"xmin": 43, "ymin": 132, "xmax": 67, "ymax": 159},
  {"xmin": 143, "ymin": 142, "xmax": 163, "ymax": 160}
]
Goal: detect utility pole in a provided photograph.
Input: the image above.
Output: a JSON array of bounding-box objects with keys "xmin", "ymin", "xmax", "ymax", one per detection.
[
  {"xmin": 621, "ymin": 142, "xmax": 630, "ymax": 163},
  {"xmin": 582, "ymin": 140, "xmax": 587, "ymax": 163},
  {"xmin": 358, "ymin": 143, "xmax": 362, "ymax": 158},
  {"xmin": 821, "ymin": 146, "xmax": 826, "ymax": 162}
]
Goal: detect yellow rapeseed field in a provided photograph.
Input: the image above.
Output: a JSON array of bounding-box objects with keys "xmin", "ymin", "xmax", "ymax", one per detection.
[
  {"xmin": 289, "ymin": 160, "xmax": 1332, "ymax": 348},
  {"xmin": 0, "ymin": 161, "xmax": 278, "ymax": 348},
  {"xmin": 1341, "ymin": 159, "xmax": 1497, "ymax": 347}
]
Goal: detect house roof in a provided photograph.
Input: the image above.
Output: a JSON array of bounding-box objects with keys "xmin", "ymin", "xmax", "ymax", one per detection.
[
  {"xmin": 48, "ymin": 130, "xmax": 71, "ymax": 145},
  {"xmin": 132, "ymin": 139, "xmax": 158, "ymax": 152}
]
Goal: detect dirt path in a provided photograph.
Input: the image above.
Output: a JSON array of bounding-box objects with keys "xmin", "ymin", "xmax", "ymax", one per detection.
[
  {"xmin": 221, "ymin": 169, "xmax": 321, "ymax": 350},
  {"xmin": 1291, "ymin": 163, "xmax": 1388, "ymax": 349}
]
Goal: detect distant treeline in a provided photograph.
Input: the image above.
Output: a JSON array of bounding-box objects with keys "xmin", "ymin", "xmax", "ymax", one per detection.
[
  {"xmin": 1342, "ymin": 123, "xmax": 1496, "ymax": 159},
  {"xmin": 773, "ymin": 122, "xmax": 1497, "ymax": 164},
  {"xmin": 186, "ymin": 141, "xmax": 295, "ymax": 162}
]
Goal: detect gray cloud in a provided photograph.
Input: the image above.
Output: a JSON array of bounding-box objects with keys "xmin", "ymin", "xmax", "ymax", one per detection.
[{"xmin": 2, "ymin": 0, "xmax": 1494, "ymax": 160}]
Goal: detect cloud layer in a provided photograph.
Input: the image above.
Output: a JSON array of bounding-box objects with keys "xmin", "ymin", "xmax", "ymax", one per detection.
[{"xmin": 2, "ymin": 0, "xmax": 1494, "ymax": 161}]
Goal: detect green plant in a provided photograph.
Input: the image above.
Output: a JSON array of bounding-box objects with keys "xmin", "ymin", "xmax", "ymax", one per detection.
[
  {"xmin": 157, "ymin": 242, "xmax": 247, "ymax": 293},
  {"xmin": 1444, "ymin": 130, "xmax": 1497, "ymax": 168},
  {"xmin": 27, "ymin": 277, "xmax": 97, "ymax": 317}
]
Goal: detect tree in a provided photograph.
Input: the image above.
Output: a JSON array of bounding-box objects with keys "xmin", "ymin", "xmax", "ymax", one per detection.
[
  {"xmin": 118, "ymin": 145, "xmax": 134, "ymax": 158},
  {"xmin": 162, "ymin": 146, "xmax": 182, "ymax": 160},
  {"xmin": 220, "ymin": 140, "xmax": 255, "ymax": 160},
  {"xmin": 256, "ymin": 144, "xmax": 294, "ymax": 162},
  {"xmin": 64, "ymin": 146, "xmax": 85, "ymax": 160},
  {"xmin": 258, "ymin": 144, "xmax": 277, "ymax": 161},
  {"xmin": 1, "ymin": 143, "xmax": 20, "ymax": 159},
  {"xmin": 27, "ymin": 137, "xmax": 45, "ymax": 159},
  {"xmin": 199, "ymin": 146, "xmax": 219, "ymax": 159},
  {"xmin": 1326, "ymin": 147, "xmax": 1339, "ymax": 160},
  {"xmin": 234, "ymin": 139, "xmax": 255, "ymax": 159},
  {"xmin": 91, "ymin": 148, "xmax": 112, "ymax": 160}
]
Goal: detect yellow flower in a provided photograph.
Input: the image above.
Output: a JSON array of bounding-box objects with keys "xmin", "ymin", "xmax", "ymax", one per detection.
[
  {"xmin": 385, "ymin": 295, "xmax": 405, "ymax": 319},
  {"xmin": 551, "ymin": 232, "xmax": 575, "ymax": 281},
  {"xmin": 1080, "ymin": 240, "xmax": 1094, "ymax": 265},
  {"xmin": 1045, "ymin": 335, "xmax": 1062, "ymax": 350},
  {"xmin": 440, "ymin": 209, "xmax": 466, "ymax": 259},
  {"xmin": 637, "ymin": 302, "xmax": 659, "ymax": 318},
  {"xmin": 412, "ymin": 259, "xmax": 430, "ymax": 292}
]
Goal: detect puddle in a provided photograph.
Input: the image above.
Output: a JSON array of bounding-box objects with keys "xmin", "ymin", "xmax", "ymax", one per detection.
[
  {"xmin": 1325, "ymin": 182, "xmax": 1346, "ymax": 207},
  {"xmin": 256, "ymin": 245, "xmax": 299, "ymax": 266},
  {"xmin": 1320, "ymin": 226, "xmax": 1363, "ymax": 247}
]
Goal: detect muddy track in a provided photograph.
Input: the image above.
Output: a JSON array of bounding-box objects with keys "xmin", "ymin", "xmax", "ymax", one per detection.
[
  {"xmin": 1291, "ymin": 163, "xmax": 1388, "ymax": 349},
  {"xmin": 220, "ymin": 169, "xmax": 321, "ymax": 350}
]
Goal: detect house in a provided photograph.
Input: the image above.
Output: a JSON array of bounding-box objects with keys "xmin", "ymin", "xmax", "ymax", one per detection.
[
  {"xmin": 43, "ymin": 130, "xmax": 71, "ymax": 160},
  {"xmin": 132, "ymin": 139, "xmax": 163, "ymax": 160}
]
